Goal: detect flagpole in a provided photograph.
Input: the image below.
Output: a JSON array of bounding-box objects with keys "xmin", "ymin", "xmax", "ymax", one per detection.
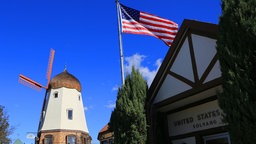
[{"xmin": 115, "ymin": 0, "xmax": 125, "ymax": 85}]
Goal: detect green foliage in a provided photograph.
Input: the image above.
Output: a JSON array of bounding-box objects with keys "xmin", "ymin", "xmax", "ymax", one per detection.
[
  {"xmin": 216, "ymin": 0, "xmax": 256, "ymax": 143},
  {"xmin": 110, "ymin": 67, "xmax": 148, "ymax": 144},
  {"xmin": 0, "ymin": 106, "xmax": 12, "ymax": 144}
]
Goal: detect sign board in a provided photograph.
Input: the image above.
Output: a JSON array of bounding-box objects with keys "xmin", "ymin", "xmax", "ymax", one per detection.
[{"xmin": 168, "ymin": 100, "xmax": 226, "ymax": 136}]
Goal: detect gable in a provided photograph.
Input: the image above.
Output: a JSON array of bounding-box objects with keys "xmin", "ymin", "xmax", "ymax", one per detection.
[{"xmin": 149, "ymin": 20, "xmax": 221, "ymax": 104}]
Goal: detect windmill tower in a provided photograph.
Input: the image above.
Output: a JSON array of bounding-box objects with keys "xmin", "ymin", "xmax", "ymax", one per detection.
[{"xmin": 19, "ymin": 49, "xmax": 91, "ymax": 144}]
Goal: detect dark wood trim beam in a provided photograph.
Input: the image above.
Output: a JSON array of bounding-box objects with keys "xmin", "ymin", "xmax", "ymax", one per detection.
[
  {"xmin": 154, "ymin": 78, "xmax": 222, "ymax": 108},
  {"xmin": 188, "ymin": 33, "xmax": 199, "ymax": 83},
  {"xmin": 199, "ymin": 54, "xmax": 218, "ymax": 84},
  {"xmin": 168, "ymin": 71, "xmax": 195, "ymax": 87}
]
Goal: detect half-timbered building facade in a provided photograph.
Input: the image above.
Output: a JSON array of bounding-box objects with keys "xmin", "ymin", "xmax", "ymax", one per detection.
[{"xmin": 146, "ymin": 19, "xmax": 230, "ymax": 144}]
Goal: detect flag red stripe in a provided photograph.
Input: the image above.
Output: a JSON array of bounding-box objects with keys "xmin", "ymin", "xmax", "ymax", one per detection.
[
  {"xmin": 140, "ymin": 20, "xmax": 178, "ymax": 31},
  {"xmin": 122, "ymin": 21, "xmax": 178, "ymax": 36},
  {"xmin": 122, "ymin": 23, "xmax": 178, "ymax": 38},
  {"xmin": 123, "ymin": 26, "xmax": 177, "ymax": 38},
  {"xmin": 140, "ymin": 12, "xmax": 178, "ymax": 27},
  {"xmin": 122, "ymin": 26, "xmax": 176, "ymax": 41}
]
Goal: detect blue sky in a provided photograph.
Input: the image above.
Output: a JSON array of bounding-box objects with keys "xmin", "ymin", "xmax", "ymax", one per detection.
[{"xmin": 0, "ymin": 0, "xmax": 221, "ymax": 143}]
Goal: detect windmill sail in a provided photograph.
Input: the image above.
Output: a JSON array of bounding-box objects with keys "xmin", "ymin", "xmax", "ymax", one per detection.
[
  {"xmin": 18, "ymin": 48, "xmax": 55, "ymax": 91},
  {"xmin": 18, "ymin": 74, "xmax": 44, "ymax": 91},
  {"xmin": 46, "ymin": 48, "xmax": 55, "ymax": 88}
]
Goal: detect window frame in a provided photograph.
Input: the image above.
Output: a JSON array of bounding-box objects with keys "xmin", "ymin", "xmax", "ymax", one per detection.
[
  {"xmin": 67, "ymin": 109, "xmax": 73, "ymax": 120},
  {"xmin": 66, "ymin": 135, "xmax": 76, "ymax": 144},
  {"xmin": 44, "ymin": 135, "xmax": 53, "ymax": 144},
  {"xmin": 54, "ymin": 92, "xmax": 58, "ymax": 98},
  {"xmin": 203, "ymin": 132, "xmax": 231, "ymax": 144}
]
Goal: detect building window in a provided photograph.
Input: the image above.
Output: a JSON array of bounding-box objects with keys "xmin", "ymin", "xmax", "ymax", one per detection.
[
  {"xmin": 43, "ymin": 110, "xmax": 46, "ymax": 118},
  {"xmin": 44, "ymin": 135, "xmax": 53, "ymax": 144},
  {"xmin": 204, "ymin": 132, "xmax": 231, "ymax": 144},
  {"xmin": 54, "ymin": 92, "xmax": 58, "ymax": 98},
  {"xmin": 109, "ymin": 139, "xmax": 113, "ymax": 144},
  {"xmin": 67, "ymin": 135, "xmax": 76, "ymax": 144},
  {"xmin": 101, "ymin": 139, "xmax": 113, "ymax": 144},
  {"xmin": 67, "ymin": 109, "xmax": 73, "ymax": 120},
  {"xmin": 78, "ymin": 95, "xmax": 81, "ymax": 101}
]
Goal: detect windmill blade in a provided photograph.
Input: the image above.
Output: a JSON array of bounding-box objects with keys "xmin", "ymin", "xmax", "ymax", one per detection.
[
  {"xmin": 46, "ymin": 48, "xmax": 55, "ymax": 88},
  {"xmin": 19, "ymin": 74, "xmax": 44, "ymax": 91}
]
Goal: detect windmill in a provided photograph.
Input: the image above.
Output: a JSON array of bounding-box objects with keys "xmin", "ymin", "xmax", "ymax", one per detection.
[
  {"xmin": 18, "ymin": 48, "xmax": 92, "ymax": 143},
  {"xmin": 18, "ymin": 48, "xmax": 55, "ymax": 91}
]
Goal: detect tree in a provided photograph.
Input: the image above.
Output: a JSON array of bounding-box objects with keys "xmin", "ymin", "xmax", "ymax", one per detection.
[
  {"xmin": 110, "ymin": 67, "xmax": 148, "ymax": 144},
  {"xmin": 0, "ymin": 105, "xmax": 13, "ymax": 144},
  {"xmin": 216, "ymin": 0, "xmax": 256, "ymax": 143}
]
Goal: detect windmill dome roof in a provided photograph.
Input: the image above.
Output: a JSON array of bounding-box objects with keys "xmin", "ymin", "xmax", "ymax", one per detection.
[{"xmin": 49, "ymin": 69, "xmax": 81, "ymax": 91}]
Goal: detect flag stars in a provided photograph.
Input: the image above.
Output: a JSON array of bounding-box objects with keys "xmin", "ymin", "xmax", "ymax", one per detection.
[{"xmin": 120, "ymin": 4, "xmax": 140, "ymax": 21}]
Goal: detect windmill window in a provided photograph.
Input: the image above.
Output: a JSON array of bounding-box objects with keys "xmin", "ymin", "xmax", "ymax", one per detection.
[
  {"xmin": 43, "ymin": 111, "xmax": 46, "ymax": 118},
  {"xmin": 54, "ymin": 92, "xmax": 58, "ymax": 98},
  {"xmin": 67, "ymin": 135, "xmax": 76, "ymax": 144},
  {"xmin": 83, "ymin": 137, "xmax": 86, "ymax": 144},
  {"xmin": 44, "ymin": 135, "xmax": 53, "ymax": 144},
  {"xmin": 67, "ymin": 109, "xmax": 73, "ymax": 120},
  {"xmin": 78, "ymin": 95, "xmax": 81, "ymax": 101}
]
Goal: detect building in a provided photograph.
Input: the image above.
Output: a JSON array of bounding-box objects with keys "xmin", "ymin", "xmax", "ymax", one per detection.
[
  {"xmin": 97, "ymin": 123, "xmax": 114, "ymax": 144},
  {"xmin": 146, "ymin": 19, "xmax": 230, "ymax": 144},
  {"xmin": 36, "ymin": 69, "xmax": 91, "ymax": 144}
]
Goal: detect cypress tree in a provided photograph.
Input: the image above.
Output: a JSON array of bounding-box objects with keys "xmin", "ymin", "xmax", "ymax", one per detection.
[
  {"xmin": 0, "ymin": 106, "xmax": 13, "ymax": 144},
  {"xmin": 110, "ymin": 67, "xmax": 148, "ymax": 144},
  {"xmin": 216, "ymin": 0, "xmax": 256, "ymax": 143}
]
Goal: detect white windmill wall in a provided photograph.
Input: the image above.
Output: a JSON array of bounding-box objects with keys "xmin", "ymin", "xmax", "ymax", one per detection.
[{"xmin": 40, "ymin": 87, "xmax": 89, "ymax": 133}]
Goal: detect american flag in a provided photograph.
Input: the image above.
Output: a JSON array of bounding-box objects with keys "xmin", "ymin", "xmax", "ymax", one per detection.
[{"xmin": 119, "ymin": 3, "xmax": 178, "ymax": 46}]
